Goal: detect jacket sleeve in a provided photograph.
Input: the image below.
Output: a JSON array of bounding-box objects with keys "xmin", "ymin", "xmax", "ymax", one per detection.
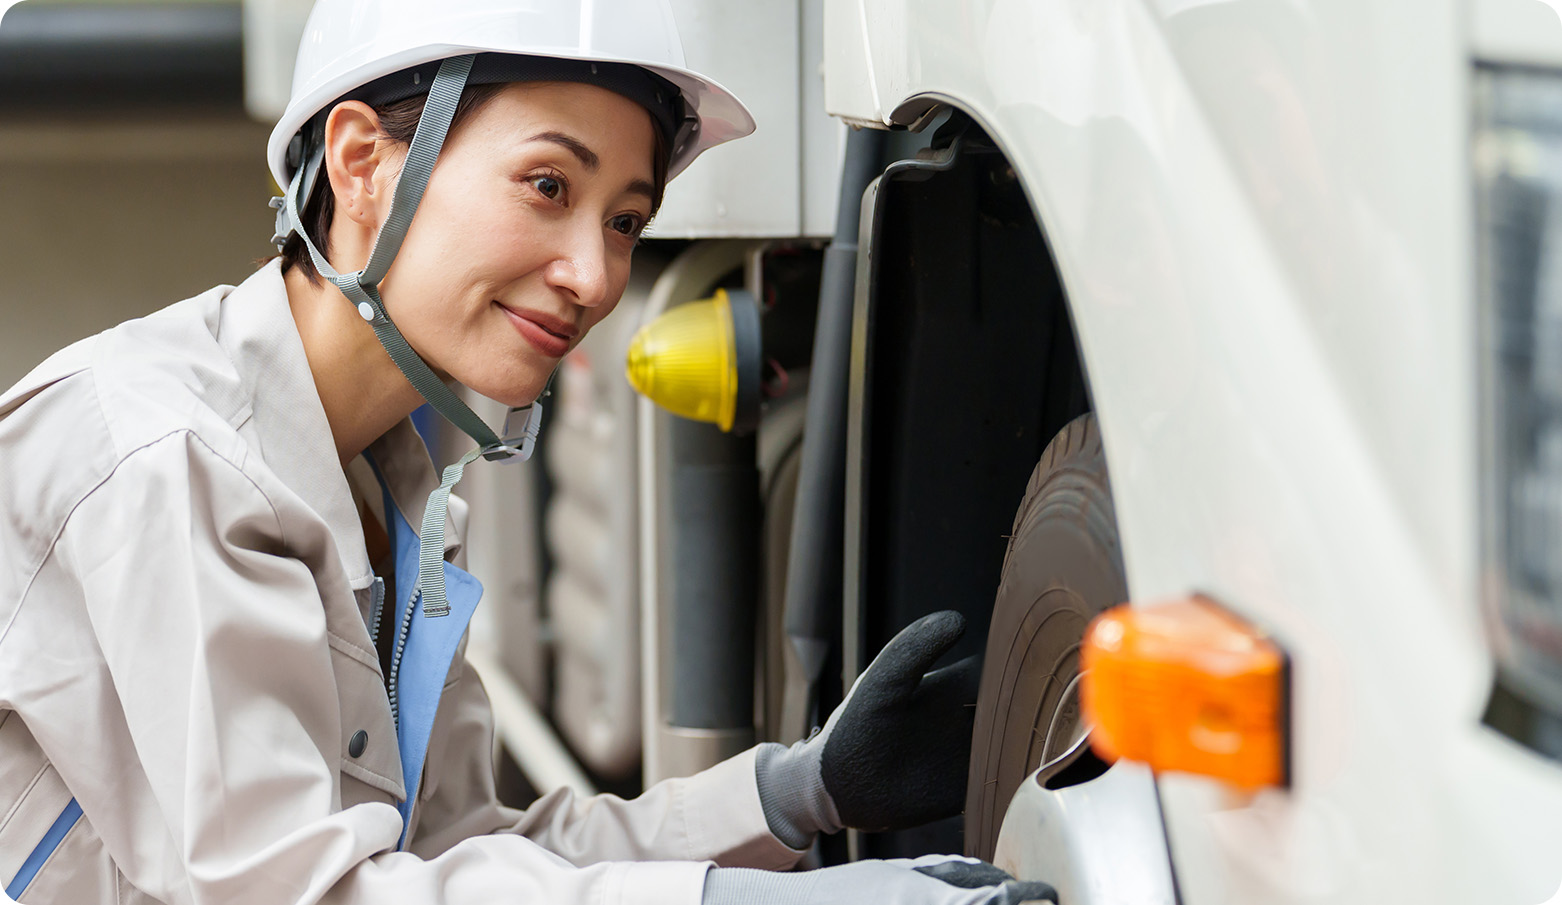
[
  {"xmin": 410, "ymin": 656, "xmax": 807, "ymax": 871},
  {"xmin": 43, "ymin": 432, "xmax": 712, "ymax": 905}
]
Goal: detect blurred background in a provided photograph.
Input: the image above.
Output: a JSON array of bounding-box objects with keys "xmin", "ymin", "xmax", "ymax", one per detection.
[{"xmin": 0, "ymin": 0, "xmax": 275, "ymax": 388}]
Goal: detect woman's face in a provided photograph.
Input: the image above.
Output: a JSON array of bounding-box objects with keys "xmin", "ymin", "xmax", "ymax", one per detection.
[{"xmin": 376, "ymin": 81, "xmax": 657, "ymax": 407}]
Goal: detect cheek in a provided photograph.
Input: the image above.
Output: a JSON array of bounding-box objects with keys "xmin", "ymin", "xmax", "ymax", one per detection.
[
  {"xmin": 467, "ymin": 212, "xmax": 566, "ymax": 287},
  {"xmin": 419, "ymin": 172, "xmax": 535, "ymax": 268}
]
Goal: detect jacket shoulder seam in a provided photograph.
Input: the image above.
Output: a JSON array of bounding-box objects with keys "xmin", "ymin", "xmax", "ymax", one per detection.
[{"xmin": 1, "ymin": 430, "xmax": 285, "ymax": 652}]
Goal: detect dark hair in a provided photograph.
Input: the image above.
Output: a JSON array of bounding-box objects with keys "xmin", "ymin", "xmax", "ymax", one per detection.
[{"xmin": 280, "ymin": 82, "xmax": 671, "ymax": 284}]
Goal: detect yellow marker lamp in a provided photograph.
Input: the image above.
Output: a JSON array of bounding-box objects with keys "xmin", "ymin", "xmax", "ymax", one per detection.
[{"xmin": 625, "ymin": 288, "xmax": 762, "ymax": 432}]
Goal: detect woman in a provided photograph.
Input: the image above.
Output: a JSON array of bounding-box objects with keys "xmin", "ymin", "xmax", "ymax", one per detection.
[{"xmin": 0, "ymin": 2, "xmax": 1056, "ymax": 903}]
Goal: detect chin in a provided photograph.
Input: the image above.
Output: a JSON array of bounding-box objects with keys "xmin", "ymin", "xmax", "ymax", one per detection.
[
  {"xmin": 488, "ymin": 388, "xmax": 545, "ymax": 409},
  {"xmin": 441, "ymin": 342, "xmax": 563, "ymax": 410},
  {"xmin": 460, "ymin": 370, "xmax": 552, "ymax": 410}
]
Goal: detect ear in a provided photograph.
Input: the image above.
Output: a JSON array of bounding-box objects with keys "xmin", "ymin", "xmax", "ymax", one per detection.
[{"xmin": 322, "ymin": 101, "xmax": 398, "ymax": 231}]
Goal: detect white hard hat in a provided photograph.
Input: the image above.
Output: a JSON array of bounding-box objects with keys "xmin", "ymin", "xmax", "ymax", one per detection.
[{"xmin": 265, "ymin": 0, "xmax": 755, "ymax": 190}]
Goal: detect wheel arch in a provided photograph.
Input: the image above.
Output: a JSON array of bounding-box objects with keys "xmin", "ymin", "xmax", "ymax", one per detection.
[
  {"xmin": 840, "ymin": 91, "xmax": 1125, "ymax": 858},
  {"xmin": 878, "ymin": 87, "xmax": 1122, "ymax": 491}
]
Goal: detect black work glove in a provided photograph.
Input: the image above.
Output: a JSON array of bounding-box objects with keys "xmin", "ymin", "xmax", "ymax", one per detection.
[{"xmin": 754, "ymin": 611, "xmax": 981, "ymax": 847}]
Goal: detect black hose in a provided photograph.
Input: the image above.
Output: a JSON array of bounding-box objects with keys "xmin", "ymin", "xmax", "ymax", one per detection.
[{"xmin": 781, "ymin": 126, "xmax": 888, "ymax": 721}]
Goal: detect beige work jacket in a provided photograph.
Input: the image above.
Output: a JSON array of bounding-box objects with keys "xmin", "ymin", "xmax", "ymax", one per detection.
[{"xmin": 0, "ymin": 261, "xmax": 801, "ymax": 904}]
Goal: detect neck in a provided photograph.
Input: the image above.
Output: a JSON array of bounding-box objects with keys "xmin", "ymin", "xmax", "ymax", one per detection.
[{"xmin": 284, "ymin": 264, "xmax": 426, "ymax": 467}]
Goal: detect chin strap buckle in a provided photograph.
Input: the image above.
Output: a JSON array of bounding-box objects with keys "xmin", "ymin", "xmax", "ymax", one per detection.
[{"xmin": 482, "ymin": 402, "xmax": 545, "ymax": 463}]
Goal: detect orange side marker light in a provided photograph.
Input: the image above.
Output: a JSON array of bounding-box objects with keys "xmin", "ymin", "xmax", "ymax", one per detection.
[{"xmin": 1081, "ymin": 596, "xmax": 1289, "ymax": 789}]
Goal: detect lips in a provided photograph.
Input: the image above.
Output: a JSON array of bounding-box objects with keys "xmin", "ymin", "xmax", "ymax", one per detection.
[{"xmin": 497, "ymin": 302, "xmax": 577, "ymax": 359}]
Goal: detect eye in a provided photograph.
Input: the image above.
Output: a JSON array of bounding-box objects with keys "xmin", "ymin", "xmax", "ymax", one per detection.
[
  {"xmin": 530, "ymin": 174, "xmax": 565, "ymax": 201},
  {"xmin": 609, "ymin": 213, "xmax": 644, "ymax": 237}
]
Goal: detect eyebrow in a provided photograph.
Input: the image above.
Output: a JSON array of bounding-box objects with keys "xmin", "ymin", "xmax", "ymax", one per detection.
[
  {"xmin": 625, "ymin": 178, "xmax": 657, "ymax": 204},
  {"xmin": 530, "ymin": 130, "xmax": 600, "ymax": 170},
  {"xmin": 528, "ymin": 129, "xmax": 657, "ymax": 204}
]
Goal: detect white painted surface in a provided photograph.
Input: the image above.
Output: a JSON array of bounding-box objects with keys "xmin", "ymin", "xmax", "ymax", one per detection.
[
  {"xmin": 647, "ymin": 0, "xmax": 843, "ymax": 239},
  {"xmin": 800, "ymin": 0, "xmax": 847, "ymax": 239},
  {"xmin": 649, "ymin": 0, "xmax": 802, "ymax": 237},
  {"xmin": 1474, "ymin": 0, "xmax": 1562, "ymax": 68},
  {"xmin": 995, "ymin": 754, "xmax": 1176, "ymax": 905},
  {"xmin": 826, "ymin": 0, "xmax": 1562, "ymax": 902}
]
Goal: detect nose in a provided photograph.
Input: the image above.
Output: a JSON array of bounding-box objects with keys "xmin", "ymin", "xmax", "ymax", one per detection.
[{"xmin": 543, "ymin": 219, "xmax": 611, "ymax": 309}]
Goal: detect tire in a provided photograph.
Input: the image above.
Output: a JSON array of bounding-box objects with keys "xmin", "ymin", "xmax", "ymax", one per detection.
[{"xmin": 963, "ymin": 413, "xmax": 1127, "ymax": 860}]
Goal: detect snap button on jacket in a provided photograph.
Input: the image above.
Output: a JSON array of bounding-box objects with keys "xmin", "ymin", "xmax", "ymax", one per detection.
[{"xmin": 0, "ymin": 262, "xmax": 803, "ymax": 904}]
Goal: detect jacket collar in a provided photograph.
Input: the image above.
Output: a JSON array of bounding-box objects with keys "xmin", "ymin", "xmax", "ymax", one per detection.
[{"xmin": 217, "ymin": 260, "xmax": 461, "ymax": 588}]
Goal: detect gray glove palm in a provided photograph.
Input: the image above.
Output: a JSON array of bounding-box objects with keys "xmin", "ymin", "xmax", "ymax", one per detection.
[
  {"xmin": 702, "ymin": 856, "xmax": 1057, "ymax": 905},
  {"xmin": 755, "ymin": 611, "xmax": 980, "ymax": 847}
]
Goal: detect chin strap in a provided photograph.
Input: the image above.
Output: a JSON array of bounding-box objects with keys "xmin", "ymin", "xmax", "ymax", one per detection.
[
  {"xmin": 271, "ymin": 54, "xmax": 544, "ymax": 619},
  {"xmin": 412, "ymin": 402, "xmax": 543, "ymax": 617}
]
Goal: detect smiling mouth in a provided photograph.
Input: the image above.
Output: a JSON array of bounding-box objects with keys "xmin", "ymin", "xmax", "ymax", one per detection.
[
  {"xmin": 498, "ymin": 302, "xmax": 578, "ymax": 338},
  {"xmin": 497, "ymin": 302, "xmax": 576, "ymax": 358}
]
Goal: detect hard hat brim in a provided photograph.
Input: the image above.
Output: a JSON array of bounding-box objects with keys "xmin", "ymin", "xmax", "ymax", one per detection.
[{"xmin": 267, "ymin": 44, "xmax": 755, "ymax": 191}]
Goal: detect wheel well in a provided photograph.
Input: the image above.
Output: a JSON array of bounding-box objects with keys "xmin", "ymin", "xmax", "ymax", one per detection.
[{"xmin": 849, "ymin": 111, "xmax": 1093, "ymax": 857}]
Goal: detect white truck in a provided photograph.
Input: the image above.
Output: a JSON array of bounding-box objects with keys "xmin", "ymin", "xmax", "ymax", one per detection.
[
  {"xmin": 247, "ymin": 1, "xmax": 1562, "ymax": 902},
  {"xmin": 818, "ymin": 1, "xmax": 1562, "ymax": 901}
]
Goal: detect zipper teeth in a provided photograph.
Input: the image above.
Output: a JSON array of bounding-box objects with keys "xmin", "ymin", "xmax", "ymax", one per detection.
[
  {"xmin": 387, "ymin": 592, "xmax": 415, "ymax": 729},
  {"xmin": 368, "ymin": 578, "xmax": 386, "ymax": 648}
]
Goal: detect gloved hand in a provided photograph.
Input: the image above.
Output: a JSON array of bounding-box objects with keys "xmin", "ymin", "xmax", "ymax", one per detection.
[
  {"xmin": 755, "ymin": 611, "xmax": 981, "ymax": 847},
  {"xmin": 702, "ymin": 855, "xmax": 1057, "ymax": 905}
]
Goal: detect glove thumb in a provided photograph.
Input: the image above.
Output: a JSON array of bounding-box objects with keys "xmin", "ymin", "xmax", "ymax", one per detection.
[{"xmin": 859, "ymin": 610, "xmax": 967, "ymax": 702}]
